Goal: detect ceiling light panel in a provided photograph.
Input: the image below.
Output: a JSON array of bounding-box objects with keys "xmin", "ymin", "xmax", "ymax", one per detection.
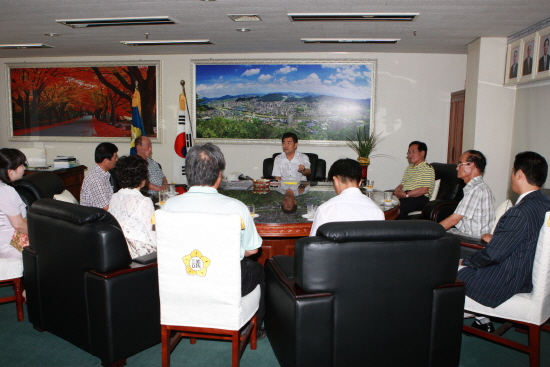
[
  {"xmin": 120, "ymin": 40, "xmax": 212, "ymax": 46},
  {"xmin": 0, "ymin": 43, "xmax": 54, "ymax": 49},
  {"xmin": 227, "ymin": 15, "xmax": 262, "ymax": 22},
  {"xmin": 301, "ymin": 38, "xmax": 400, "ymax": 44},
  {"xmin": 288, "ymin": 13, "xmax": 419, "ymax": 22},
  {"xmin": 56, "ymin": 16, "xmax": 175, "ymax": 28}
]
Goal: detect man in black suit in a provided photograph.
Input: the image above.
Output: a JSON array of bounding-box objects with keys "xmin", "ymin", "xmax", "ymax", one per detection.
[
  {"xmin": 459, "ymin": 151, "xmax": 550, "ymax": 331},
  {"xmin": 539, "ymin": 38, "xmax": 550, "ymax": 72},
  {"xmin": 523, "ymin": 44, "xmax": 533, "ymax": 75},
  {"xmin": 509, "ymin": 50, "xmax": 518, "ymax": 78}
]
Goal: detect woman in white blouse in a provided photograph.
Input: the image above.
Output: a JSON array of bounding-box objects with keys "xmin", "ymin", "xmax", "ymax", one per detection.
[
  {"xmin": 0, "ymin": 148, "xmax": 28, "ymax": 259},
  {"xmin": 109, "ymin": 155, "xmax": 156, "ymax": 258}
]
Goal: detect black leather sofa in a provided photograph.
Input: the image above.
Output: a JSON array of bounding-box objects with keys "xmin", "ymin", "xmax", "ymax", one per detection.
[
  {"xmin": 23, "ymin": 199, "xmax": 160, "ymax": 367},
  {"xmin": 263, "ymin": 153, "xmax": 326, "ymax": 181},
  {"xmin": 420, "ymin": 162, "xmax": 465, "ymax": 220},
  {"xmin": 13, "ymin": 171, "xmax": 65, "ymax": 208},
  {"xmin": 265, "ymin": 220, "xmax": 465, "ymax": 367}
]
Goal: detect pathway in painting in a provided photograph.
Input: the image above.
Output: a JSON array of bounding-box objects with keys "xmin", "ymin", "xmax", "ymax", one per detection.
[{"xmin": 21, "ymin": 115, "xmax": 96, "ymax": 137}]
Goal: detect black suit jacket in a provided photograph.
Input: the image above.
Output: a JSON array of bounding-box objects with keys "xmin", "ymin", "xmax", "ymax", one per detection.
[
  {"xmin": 523, "ymin": 56, "xmax": 533, "ymax": 75},
  {"xmin": 509, "ymin": 63, "xmax": 518, "ymax": 78},
  {"xmin": 459, "ymin": 190, "xmax": 550, "ymax": 307},
  {"xmin": 539, "ymin": 54, "xmax": 550, "ymax": 72}
]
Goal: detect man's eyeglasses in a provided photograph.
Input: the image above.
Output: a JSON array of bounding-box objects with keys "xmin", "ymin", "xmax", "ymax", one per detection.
[
  {"xmin": 406, "ymin": 150, "xmax": 420, "ymax": 155},
  {"xmin": 457, "ymin": 162, "xmax": 471, "ymax": 167}
]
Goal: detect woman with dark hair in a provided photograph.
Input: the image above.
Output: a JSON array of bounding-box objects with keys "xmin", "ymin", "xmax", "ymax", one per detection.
[
  {"xmin": 0, "ymin": 148, "xmax": 28, "ymax": 259},
  {"xmin": 108, "ymin": 155, "xmax": 156, "ymax": 258}
]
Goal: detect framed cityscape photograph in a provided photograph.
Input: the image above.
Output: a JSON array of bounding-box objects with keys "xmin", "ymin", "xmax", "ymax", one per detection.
[
  {"xmin": 191, "ymin": 59, "xmax": 377, "ymax": 146},
  {"xmin": 6, "ymin": 60, "xmax": 161, "ymax": 142}
]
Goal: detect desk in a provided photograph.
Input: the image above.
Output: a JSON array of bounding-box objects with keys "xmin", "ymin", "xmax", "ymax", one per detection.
[
  {"xmin": 24, "ymin": 165, "xmax": 87, "ymax": 201},
  {"xmin": 220, "ymin": 184, "xmax": 399, "ymax": 264}
]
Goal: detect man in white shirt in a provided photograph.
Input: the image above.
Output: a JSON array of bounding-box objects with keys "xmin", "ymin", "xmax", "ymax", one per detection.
[
  {"xmin": 272, "ymin": 132, "xmax": 310, "ymax": 181},
  {"xmin": 310, "ymin": 158, "xmax": 384, "ymax": 236},
  {"xmin": 163, "ymin": 143, "xmax": 266, "ymax": 339}
]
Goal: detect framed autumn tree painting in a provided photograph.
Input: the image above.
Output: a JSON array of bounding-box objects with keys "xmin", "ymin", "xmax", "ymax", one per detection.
[{"xmin": 6, "ymin": 61, "xmax": 161, "ymax": 142}]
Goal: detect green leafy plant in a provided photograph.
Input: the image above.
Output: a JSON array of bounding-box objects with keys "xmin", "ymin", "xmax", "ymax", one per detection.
[{"xmin": 346, "ymin": 126, "xmax": 395, "ymax": 163}]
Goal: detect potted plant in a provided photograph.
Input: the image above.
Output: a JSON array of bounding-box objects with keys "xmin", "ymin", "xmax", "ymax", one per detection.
[{"xmin": 347, "ymin": 126, "xmax": 392, "ymax": 181}]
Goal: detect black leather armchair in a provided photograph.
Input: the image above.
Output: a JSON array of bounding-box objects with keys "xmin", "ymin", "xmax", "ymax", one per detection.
[
  {"xmin": 265, "ymin": 220, "xmax": 465, "ymax": 367},
  {"xmin": 23, "ymin": 199, "xmax": 160, "ymax": 367},
  {"xmin": 263, "ymin": 153, "xmax": 326, "ymax": 181},
  {"xmin": 13, "ymin": 171, "xmax": 65, "ymax": 208},
  {"xmin": 421, "ymin": 162, "xmax": 465, "ymax": 221}
]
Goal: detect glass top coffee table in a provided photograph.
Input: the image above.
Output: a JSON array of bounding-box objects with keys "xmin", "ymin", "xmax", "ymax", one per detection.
[{"xmin": 219, "ymin": 182, "xmax": 399, "ymax": 264}]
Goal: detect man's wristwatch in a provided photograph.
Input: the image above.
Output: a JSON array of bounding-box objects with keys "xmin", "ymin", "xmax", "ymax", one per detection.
[{"xmin": 405, "ymin": 190, "xmax": 410, "ymax": 198}]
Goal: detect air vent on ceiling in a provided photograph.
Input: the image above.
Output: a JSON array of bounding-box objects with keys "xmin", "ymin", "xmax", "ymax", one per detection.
[
  {"xmin": 0, "ymin": 43, "xmax": 54, "ymax": 49},
  {"xmin": 301, "ymin": 38, "xmax": 400, "ymax": 44},
  {"xmin": 120, "ymin": 40, "xmax": 212, "ymax": 46},
  {"xmin": 288, "ymin": 13, "xmax": 419, "ymax": 22},
  {"xmin": 227, "ymin": 14, "xmax": 262, "ymax": 22},
  {"xmin": 56, "ymin": 16, "xmax": 175, "ymax": 28}
]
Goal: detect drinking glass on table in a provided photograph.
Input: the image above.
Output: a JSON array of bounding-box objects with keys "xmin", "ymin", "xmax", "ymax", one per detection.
[
  {"xmin": 366, "ymin": 180, "xmax": 374, "ymax": 191},
  {"xmin": 247, "ymin": 204, "xmax": 255, "ymax": 217},
  {"xmin": 383, "ymin": 192, "xmax": 393, "ymax": 206}
]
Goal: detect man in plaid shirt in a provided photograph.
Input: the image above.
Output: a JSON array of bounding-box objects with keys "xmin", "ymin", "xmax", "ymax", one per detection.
[
  {"xmin": 440, "ymin": 150, "xmax": 495, "ymax": 238},
  {"xmin": 80, "ymin": 142, "xmax": 118, "ymax": 210},
  {"xmin": 135, "ymin": 136, "xmax": 168, "ymax": 195}
]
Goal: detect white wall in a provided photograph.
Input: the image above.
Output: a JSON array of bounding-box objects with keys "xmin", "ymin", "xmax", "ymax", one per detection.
[
  {"xmin": 0, "ymin": 52, "xmax": 466, "ymax": 190},
  {"xmin": 464, "ymin": 38, "xmax": 516, "ymax": 203}
]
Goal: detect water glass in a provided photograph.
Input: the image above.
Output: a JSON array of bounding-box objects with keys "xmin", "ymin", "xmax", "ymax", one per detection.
[
  {"xmin": 366, "ymin": 180, "xmax": 374, "ymax": 191},
  {"xmin": 383, "ymin": 192, "xmax": 393, "ymax": 206},
  {"xmin": 247, "ymin": 204, "xmax": 255, "ymax": 216}
]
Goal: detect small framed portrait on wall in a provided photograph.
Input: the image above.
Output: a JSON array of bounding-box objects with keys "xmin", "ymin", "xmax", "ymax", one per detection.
[
  {"xmin": 519, "ymin": 35, "xmax": 537, "ymax": 83},
  {"xmin": 534, "ymin": 26, "xmax": 550, "ymax": 80},
  {"xmin": 505, "ymin": 40, "xmax": 521, "ymax": 85}
]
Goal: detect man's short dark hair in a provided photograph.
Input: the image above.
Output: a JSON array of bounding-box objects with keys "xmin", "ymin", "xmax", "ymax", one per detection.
[
  {"xmin": 465, "ymin": 150, "xmax": 487, "ymax": 174},
  {"xmin": 513, "ymin": 151, "xmax": 548, "ymax": 188},
  {"xmin": 282, "ymin": 132, "xmax": 298, "ymax": 144},
  {"xmin": 409, "ymin": 141, "xmax": 428, "ymax": 158},
  {"xmin": 114, "ymin": 155, "xmax": 148, "ymax": 189},
  {"xmin": 327, "ymin": 158, "xmax": 362, "ymax": 184},
  {"xmin": 186, "ymin": 143, "xmax": 226, "ymax": 187},
  {"xmin": 95, "ymin": 142, "xmax": 118, "ymax": 163}
]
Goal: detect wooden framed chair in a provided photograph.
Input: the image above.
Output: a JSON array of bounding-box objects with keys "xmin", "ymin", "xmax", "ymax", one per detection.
[
  {"xmin": 0, "ymin": 258, "xmax": 24, "ymax": 321},
  {"xmin": 462, "ymin": 211, "xmax": 550, "ymax": 367},
  {"xmin": 156, "ymin": 211, "xmax": 261, "ymax": 367}
]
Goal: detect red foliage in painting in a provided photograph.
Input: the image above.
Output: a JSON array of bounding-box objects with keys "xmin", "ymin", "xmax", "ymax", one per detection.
[{"xmin": 91, "ymin": 118, "xmax": 130, "ymax": 137}]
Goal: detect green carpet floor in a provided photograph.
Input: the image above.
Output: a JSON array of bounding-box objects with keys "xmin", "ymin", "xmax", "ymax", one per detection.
[{"xmin": 1, "ymin": 285, "xmax": 548, "ymax": 366}]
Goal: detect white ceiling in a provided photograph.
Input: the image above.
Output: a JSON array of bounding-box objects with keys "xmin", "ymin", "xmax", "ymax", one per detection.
[{"xmin": 1, "ymin": 0, "xmax": 550, "ymax": 58}]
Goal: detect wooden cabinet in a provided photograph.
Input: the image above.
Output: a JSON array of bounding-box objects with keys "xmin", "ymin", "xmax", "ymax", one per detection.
[{"xmin": 24, "ymin": 165, "xmax": 87, "ymax": 201}]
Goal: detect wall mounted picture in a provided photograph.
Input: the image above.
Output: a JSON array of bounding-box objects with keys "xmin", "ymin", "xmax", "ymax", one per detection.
[
  {"xmin": 522, "ymin": 40, "xmax": 535, "ymax": 76},
  {"xmin": 7, "ymin": 60, "xmax": 161, "ymax": 142},
  {"xmin": 538, "ymin": 33, "xmax": 550, "ymax": 73},
  {"xmin": 191, "ymin": 59, "xmax": 377, "ymax": 146},
  {"xmin": 505, "ymin": 41, "xmax": 521, "ymax": 85}
]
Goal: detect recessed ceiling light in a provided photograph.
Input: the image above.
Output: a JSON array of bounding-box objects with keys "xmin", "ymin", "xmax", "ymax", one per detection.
[
  {"xmin": 228, "ymin": 14, "xmax": 262, "ymax": 22},
  {"xmin": 120, "ymin": 40, "xmax": 212, "ymax": 46},
  {"xmin": 301, "ymin": 38, "xmax": 400, "ymax": 44},
  {"xmin": 237, "ymin": 28, "xmax": 251, "ymax": 32},
  {"xmin": 289, "ymin": 13, "xmax": 419, "ymax": 22},
  {"xmin": 44, "ymin": 33, "xmax": 59, "ymax": 37},
  {"xmin": 56, "ymin": 16, "xmax": 176, "ymax": 28},
  {"xmin": 0, "ymin": 43, "xmax": 54, "ymax": 49}
]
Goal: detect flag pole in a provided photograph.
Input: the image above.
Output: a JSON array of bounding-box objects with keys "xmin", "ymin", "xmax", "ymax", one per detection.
[{"xmin": 180, "ymin": 80, "xmax": 195, "ymax": 145}]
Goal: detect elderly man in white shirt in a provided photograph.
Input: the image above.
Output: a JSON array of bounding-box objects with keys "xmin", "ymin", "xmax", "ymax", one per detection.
[{"xmin": 310, "ymin": 158, "xmax": 384, "ymax": 236}]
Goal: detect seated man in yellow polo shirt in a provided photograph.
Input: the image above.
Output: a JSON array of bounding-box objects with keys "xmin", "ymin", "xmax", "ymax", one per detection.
[{"xmin": 393, "ymin": 141, "xmax": 435, "ymax": 219}]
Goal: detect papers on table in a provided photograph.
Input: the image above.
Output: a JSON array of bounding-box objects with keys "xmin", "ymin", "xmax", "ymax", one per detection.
[{"xmin": 219, "ymin": 181, "xmax": 253, "ymax": 190}]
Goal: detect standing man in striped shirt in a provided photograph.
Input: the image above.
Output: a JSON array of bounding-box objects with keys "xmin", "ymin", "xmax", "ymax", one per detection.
[
  {"xmin": 459, "ymin": 151, "xmax": 550, "ymax": 332},
  {"xmin": 394, "ymin": 141, "xmax": 435, "ymax": 219},
  {"xmin": 440, "ymin": 150, "xmax": 495, "ymax": 238}
]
